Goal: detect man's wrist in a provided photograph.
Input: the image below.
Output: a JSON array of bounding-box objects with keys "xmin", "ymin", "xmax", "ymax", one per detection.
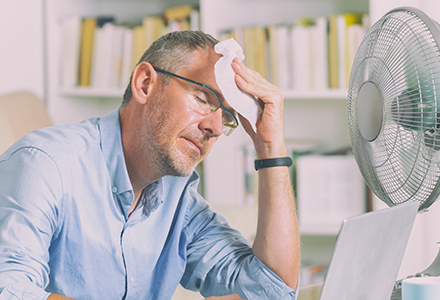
[{"xmin": 254, "ymin": 157, "xmax": 293, "ymax": 171}]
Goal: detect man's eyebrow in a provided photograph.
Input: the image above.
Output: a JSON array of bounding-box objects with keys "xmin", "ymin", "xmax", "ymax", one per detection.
[
  {"xmin": 198, "ymin": 80, "xmax": 233, "ymax": 111},
  {"xmin": 213, "ymin": 87, "xmax": 226, "ymax": 101},
  {"xmin": 207, "ymin": 83, "xmax": 227, "ymax": 100}
]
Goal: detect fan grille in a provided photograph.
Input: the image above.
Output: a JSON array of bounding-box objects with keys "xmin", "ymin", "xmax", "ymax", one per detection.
[{"xmin": 348, "ymin": 7, "xmax": 440, "ymax": 210}]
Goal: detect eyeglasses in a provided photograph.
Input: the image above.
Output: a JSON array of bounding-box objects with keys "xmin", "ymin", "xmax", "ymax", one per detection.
[{"xmin": 153, "ymin": 67, "xmax": 238, "ymax": 136}]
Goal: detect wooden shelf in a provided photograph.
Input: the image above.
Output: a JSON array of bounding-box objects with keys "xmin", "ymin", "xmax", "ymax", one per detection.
[
  {"xmin": 283, "ymin": 89, "xmax": 348, "ymax": 100},
  {"xmin": 59, "ymin": 87, "xmax": 125, "ymax": 98},
  {"xmin": 59, "ymin": 87, "xmax": 348, "ymax": 100}
]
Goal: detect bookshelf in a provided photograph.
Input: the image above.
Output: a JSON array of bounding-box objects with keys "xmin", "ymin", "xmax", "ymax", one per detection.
[
  {"xmin": 44, "ymin": 0, "xmax": 200, "ymax": 126},
  {"xmin": 43, "ymin": 0, "xmax": 370, "ymax": 292},
  {"xmin": 36, "ymin": 0, "xmax": 440, "ymax": 294}
]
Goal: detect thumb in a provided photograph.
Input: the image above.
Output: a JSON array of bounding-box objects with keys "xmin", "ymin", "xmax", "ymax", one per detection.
[{"xmin": 238, "ymin": 113, "xmax": 256, "ymax": 136}]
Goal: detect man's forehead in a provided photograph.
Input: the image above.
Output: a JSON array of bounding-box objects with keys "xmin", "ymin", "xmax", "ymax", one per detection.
[
  {"xmin": 178, "ymin": 48, "xmax": 236, "ymax": 112},
  {"xmin": 181, "ymin": 49, "xmax": 222, "ymax": 89}
]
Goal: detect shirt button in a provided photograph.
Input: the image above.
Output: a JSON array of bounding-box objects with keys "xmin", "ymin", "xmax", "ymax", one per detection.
[
  {"xmin": 131, "ymin": 277, "xmax": 135, "ymax": 283},
  {"xmin": 125, "ymin": 191, "xmax": 131, "ymax": 198},
  {"xmin": 112, "ymin": 187, "xmax": 118, "ymax": 193}
]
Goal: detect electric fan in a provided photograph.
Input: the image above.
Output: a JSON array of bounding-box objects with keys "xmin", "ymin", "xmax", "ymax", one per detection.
[{"xmin": 347, "ymin": 6, "xmax": 440, "ymax": 300}]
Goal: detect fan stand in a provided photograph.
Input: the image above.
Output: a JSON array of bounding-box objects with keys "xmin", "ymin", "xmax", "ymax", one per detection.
[{"xmin": 391, "ymin": 243, "xmax": 440, "ymax": 299}]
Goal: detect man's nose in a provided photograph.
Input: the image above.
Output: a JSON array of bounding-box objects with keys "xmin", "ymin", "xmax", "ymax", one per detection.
[{"xmin": 199, "ymin": 109, "xmax": 223, "ymax": 137}]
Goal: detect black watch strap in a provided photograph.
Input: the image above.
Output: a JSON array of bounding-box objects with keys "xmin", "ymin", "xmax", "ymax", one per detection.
[{"xmin": 254, "ymin": 157, "xmax": 293, "ymax": 171}]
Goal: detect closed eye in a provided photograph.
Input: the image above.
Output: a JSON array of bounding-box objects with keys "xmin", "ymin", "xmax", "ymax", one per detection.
[
  {"xmin": 195, "ymin": 94, "xmax": 208, "ymax": 105},
  {"xmin": 195, "ymin": 89, "xmax": 212, "ymax": 108}
]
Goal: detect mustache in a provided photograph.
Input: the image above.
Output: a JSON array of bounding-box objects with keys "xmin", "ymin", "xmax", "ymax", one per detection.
[{"xmin": 185, "ymin": 131, "xmax": 211, "ymax": 154}]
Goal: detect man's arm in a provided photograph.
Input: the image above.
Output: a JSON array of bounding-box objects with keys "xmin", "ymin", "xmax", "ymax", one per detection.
[
  {"xmin": 231, "ymin": 58, "xmax": 301, "ymax": 290},
  {"xmin": 0, "ymin": 148, "xmax": 64, "ymax": 299},
  {"xmin": 48, "ymin": 294, "xmax": 75, "ymax": 299}
]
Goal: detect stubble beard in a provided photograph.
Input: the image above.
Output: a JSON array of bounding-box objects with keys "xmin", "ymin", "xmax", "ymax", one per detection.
[{"xmin": 144, "ymin": 91, "xmax": 208, "ymax": 178}]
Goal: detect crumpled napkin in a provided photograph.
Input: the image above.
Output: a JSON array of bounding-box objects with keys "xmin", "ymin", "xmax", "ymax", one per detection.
[{"xmin": 214, "ymin": 38, "xmax": 262, "ymax": 132}]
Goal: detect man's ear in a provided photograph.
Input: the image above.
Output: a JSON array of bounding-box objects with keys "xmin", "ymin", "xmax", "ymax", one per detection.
[{"xmin": 131, "ymin": 62, "xmax": 158, "ymax": 105}]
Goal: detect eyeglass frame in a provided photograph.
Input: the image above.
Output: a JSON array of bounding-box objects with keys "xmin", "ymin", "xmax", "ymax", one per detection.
[{"xmin": 152, "ymin": 66, "xmax": 239, "ymax": 136}]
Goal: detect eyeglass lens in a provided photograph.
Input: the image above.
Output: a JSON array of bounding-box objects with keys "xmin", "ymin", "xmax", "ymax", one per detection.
[{"xmin": 192, "ymin": 86, "xmax": 237, "ymax": 136}]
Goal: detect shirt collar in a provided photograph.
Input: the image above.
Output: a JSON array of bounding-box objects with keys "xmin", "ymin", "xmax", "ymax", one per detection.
[
  {"xmin": 99, "ymin": 108, "xmax": 132, "ymax": 196},
  {"xmin": 97, "ymin": 108, "xmax": 198, "ymax": 220}
]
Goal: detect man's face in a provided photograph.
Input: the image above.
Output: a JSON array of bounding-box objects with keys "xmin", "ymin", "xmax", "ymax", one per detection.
[{"xmin": 142, "ymin": 48, "xmax": 225, "ymax": 177}]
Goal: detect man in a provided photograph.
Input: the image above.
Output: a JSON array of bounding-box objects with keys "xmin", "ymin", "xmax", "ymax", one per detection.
[{"xmin": 0, "ymin": 30, "xmax": 300, "ymax": 299}]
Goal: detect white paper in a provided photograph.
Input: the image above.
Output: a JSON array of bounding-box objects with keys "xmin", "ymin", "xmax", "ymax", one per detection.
[{"xmin": 214, "ymin": 38, "xmax": 261, "ymax": 131}]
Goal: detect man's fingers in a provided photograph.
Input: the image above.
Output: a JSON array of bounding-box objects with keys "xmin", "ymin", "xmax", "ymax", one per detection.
[{"xmin": 232, "ymin": 58, "xmax": 283, "ymax": 105}]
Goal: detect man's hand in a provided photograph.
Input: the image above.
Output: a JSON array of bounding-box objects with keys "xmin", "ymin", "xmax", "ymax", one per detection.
[
  {"xmin": 204, "ymin": 294, "xmax": 244, "ymax": 299},
  {"xmin": 231, "ymin": 57, "xmax": 286, "ymax": 159}
]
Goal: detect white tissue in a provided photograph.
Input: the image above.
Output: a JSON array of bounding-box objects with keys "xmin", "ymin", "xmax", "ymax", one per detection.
[{"xmin": 214, "ymin": 38, "xmax": 261, "ymax": 132}]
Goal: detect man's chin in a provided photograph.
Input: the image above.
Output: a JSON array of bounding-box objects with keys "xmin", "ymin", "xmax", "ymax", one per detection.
[{"xmin": 166, "ymin": 156, "xmax": 200, "ymax": 177}]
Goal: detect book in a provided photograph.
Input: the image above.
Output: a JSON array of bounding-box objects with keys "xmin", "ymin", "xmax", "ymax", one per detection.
[
  {"xmin": 90, "ymin": 23, "xmax": 104, "ymax": 88},
  {"xmin": 119, "ymin": 27, "xmax": 133, "ymax": 88},
  {"xmin": 347, "ymin": 24, "xmax": 366, "ymax": 82},
  {"xmin": 78, "ymin": 17, "xmax": 97, "ymax": 86},
  {"xmin": 311, "ymin": 16, "xmax": 329, "ymax": 90},
  {"xmin": 143, "ymin": 15, "xmax": 165, "ymax": 51},
  {"xmin": 336, "ymin": 13, "xmax": 364, "ymax": 88},
  {"xmin": 253, "ymin": 26, "xmax": 268, "ymax": 80},
  {"xmin": 190, "ymin": 9, "xmax": 200, "ymax": 31},
  {"xmin": 60, "ymin": 15, "xmax": 81, "ymax": 88},
  {"xmin": 131, "ymin": 25, "xmax": 146, "ymax": 70},
  {"xmin": 243, "ymin": 27, "xmax": 257, "ymax": 71},
  {"xmin": 221, "ymin": 27, "xmax": 245, "ymax": 49},
  {"xmin": 344, "ymin": 13, "xmax": 364, "ymax": 87},
  {"xmin": 167, "ymin": 19, "xmax": 190, "ymax": 32},
  {"xmin": 163, "ymin": 4, "xmax": 194, "ymax": 21},
  {"xmin": 291, "ymin": 20, "xmax": 313, "ymax": 90},
  {"xmin": 268, "ymin": 24, "xmax": 290, "ymax": 89},
  {"xmin": 336, "ymin": 15, "xmax": 346, "ymax": 89},
  {"xmin": 328, "ymin": 14, "xmax": 339, "ymax": 89},
  {"xmin": 108, "ymin": 25, "xmax": 124, "ymax": 88},
  {"xmin": 268, "ymin": 24, "xmax": 279, "ymax": 87},
  {"xmin": 90, "ymin": 22, "xmax": 114, "ymax": 88}
]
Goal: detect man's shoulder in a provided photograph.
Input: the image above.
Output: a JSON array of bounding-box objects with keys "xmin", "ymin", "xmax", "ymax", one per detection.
[{"xmin": 2, "ymin": 117, "xmax": 102, "ymax": 160}]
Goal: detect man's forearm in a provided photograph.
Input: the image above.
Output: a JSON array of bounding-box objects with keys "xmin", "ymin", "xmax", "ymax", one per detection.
[
  {"xmin": 252, "ymin": 164, "xmax": 300, "ymax": 290},
  {"xmin": 48, "ymin": 294, "xmax": 75, "ymax": 300}
]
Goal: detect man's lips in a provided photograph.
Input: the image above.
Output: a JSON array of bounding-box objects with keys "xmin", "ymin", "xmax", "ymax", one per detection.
[{"xmin": 184, "ymin": 137, "xmax": 204, "ymax": 154}]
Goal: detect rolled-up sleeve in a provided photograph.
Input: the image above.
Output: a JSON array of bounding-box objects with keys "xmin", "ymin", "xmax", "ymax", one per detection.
[
  {"xmin": 0, "ymin": 147, "xmax": 62, "ymax": 299},
  {"xmin": 180, "ymin": 195, "xmax": 298, "ymax": 300}
]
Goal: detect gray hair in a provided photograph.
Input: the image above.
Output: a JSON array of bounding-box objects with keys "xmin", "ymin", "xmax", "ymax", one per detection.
[{"xmin": 121, "ymin": 30, "xmax": 219, "ymax": 107}]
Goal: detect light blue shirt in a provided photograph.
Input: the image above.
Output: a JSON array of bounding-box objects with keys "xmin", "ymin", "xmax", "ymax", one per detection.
[{"xmin": 0, "ymin": 109, "xmax": 297, "ymax": 300}]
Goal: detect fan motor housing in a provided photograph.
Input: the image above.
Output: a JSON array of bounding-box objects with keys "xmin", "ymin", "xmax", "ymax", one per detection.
[{"xmin": 356, "ymin": 81, "xmax": 383, "ymax": 142}]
